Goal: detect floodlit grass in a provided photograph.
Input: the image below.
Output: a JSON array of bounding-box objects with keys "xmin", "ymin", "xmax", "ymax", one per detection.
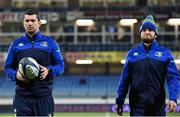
[{"xmin": 0, "ymin": 112, "xmax": 180, "ymax": 117}]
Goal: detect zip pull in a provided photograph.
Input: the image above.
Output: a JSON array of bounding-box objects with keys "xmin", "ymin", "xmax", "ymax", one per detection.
[{"xmin": 32, "ymin": 41, "xmax": 34, "ymax": 47}]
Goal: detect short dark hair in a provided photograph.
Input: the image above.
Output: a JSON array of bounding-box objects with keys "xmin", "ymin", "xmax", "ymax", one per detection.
[{"xmin": 24, "ymin": 9, "xmax": 41, "ymax": 21}]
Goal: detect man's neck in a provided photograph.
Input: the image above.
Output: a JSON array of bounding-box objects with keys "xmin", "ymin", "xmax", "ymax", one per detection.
[
  {"xmin": 143, "ymin": 43, "xmax": 151, "ymax": 51},
  {"xmin": 26, "ymin": 30, "xmax": 38, "ymax": 37},
  {"xmin": 143, "ymin": 43, "xmax": 151, "ymax": 47}
]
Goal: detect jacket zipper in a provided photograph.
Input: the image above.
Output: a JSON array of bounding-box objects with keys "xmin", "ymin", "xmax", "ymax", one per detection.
[
  {"xmin": 145, "ymin": 48, "xmax": 151, "ymax": 99},
  {"xmin": 32, "ymin": 41, "xmax": 34, "ymax": 48},
  {"xmin": 30, "ymin": 36, "xmax": 34, "ymax": 48},
  {"xmin": 146, "ymin": 47, "xmax": 150, "ymax": 57}
]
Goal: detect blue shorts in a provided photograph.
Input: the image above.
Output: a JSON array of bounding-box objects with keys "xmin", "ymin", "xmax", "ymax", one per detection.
[
  {"xmin": 130, "ymin": 103, "xmax": 166, "ymax": 116},
  {"xmin": 13, "ymin": 94, "xmax": 54, "ymax": 116}
]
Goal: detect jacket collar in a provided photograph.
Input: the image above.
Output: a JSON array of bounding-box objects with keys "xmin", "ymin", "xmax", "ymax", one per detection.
[
  {"xmin": 24, "ymin": 31, "xmax": 42, "ymax": 41},
  {"xmin": 139, "ymin": 40, "xmax": 158, "ymax": 52}
]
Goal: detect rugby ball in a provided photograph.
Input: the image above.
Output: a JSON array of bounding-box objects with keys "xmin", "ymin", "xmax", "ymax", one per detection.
[{"xmin": 18, "ymin": 57, "xmax": 40, "ymax": 80}]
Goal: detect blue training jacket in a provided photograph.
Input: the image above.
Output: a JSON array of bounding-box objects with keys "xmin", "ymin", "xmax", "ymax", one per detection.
[
  {"xmin": 116, "ymin": 40, "xmax": 180, "ymax": 107},
  {"xmin": 5, "ymin": 31, "xmax": 64, "ymax": 97}
]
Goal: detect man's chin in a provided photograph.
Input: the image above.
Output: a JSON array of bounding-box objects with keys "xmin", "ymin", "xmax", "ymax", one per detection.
[
  {"xmin": 143, "ymin": 39, "xmax": 154, "ymax": 44},
  {"xmin": 27, "ymin": 31, "xmax": 35, "ymax": 35}
]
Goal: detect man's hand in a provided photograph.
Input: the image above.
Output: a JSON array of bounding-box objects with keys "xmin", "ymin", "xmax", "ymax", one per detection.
[
  {"xmin": 168, "ymin": 100, "xmax": 177, "ymax": 112},
  {"xmin": 116, "ymin": 104, "xmax": 123, "ymax": 116},
  {"xmin": 16, "ymin": 70, "xmax": 29, "ymax": 83},
  {"xmin": 39, "ymin": 64, "xmax": 49, "ymax": 80}
]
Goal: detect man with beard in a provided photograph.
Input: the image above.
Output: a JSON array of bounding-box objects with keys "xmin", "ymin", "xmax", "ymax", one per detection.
[
  {"xmin": 5, "ymin": 9, "xmax": 64, "ymax": 116},
  {"xmin": 115, "ymin": 15, "xmax": 180, "ymax": 116}
]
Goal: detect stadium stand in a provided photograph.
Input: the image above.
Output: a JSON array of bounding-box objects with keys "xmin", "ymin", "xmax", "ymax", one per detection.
[
  {"xmin": 0, "ymin": 75, "xmax": 173, "ymax": 100},
  {"xmin": 0, "ymin": 76, "xmax": 119, "ymax": 99}
]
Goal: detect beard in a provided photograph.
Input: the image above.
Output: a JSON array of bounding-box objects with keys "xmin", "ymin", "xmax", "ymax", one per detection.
[
  {"xmin": 142, "ymin": 38, "xmax": 154, "ymax": 44},
  {"xmin": 141, "ymin": 34, "xmax": 155, "ymax": 44}
]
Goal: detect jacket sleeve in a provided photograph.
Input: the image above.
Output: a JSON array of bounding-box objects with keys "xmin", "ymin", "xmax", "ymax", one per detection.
[
  {"xmin": 116, "ymin": 53, "xmax": 131, "ymax": 105},
  {"xmin": 4, "ymin": 42, "xmax": 17, "ymax": 81},
  {"xmin": 47, "ymin": 39, "xmax": 64, "ymax": 77},
  {"xmin": 166, "ymin": 51, "xmax": 180, "ymax": 103}
]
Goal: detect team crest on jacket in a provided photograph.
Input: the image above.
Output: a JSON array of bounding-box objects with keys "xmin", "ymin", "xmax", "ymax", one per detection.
[
  {"xmin": 40, "ymin": 41, "xmax": 48, "ymax": 47},
  {"xmin": 155, "ymin": 52, "xmax": 162, "ymax": 57}
]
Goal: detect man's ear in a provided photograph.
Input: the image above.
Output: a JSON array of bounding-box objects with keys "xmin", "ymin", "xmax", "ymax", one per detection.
[{"xmin": 39, "ymin": 20, "xmax": 42, "ymax": 26}]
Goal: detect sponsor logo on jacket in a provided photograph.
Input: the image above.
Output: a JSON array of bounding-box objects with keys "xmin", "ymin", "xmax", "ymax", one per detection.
[
  {"xmin": 18, "ymin": 43, "xmax": 24, "ymax": 46},
  {"xmin": 133, "ymin": 52, "xmax": 138, "ymax": 56}
]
